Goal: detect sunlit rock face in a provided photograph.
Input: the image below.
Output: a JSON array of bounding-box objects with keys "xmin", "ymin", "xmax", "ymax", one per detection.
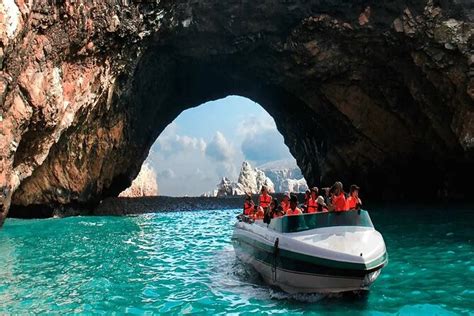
[
  {"xmin": 1, "ymin": 1, "xmax": 473, "ymax": 224},
  {"xmin": 118, "ymin": 163, "xmax": 158, "ymax": 198}
]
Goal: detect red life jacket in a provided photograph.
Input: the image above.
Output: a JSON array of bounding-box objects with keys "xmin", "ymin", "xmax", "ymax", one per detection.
[
  {"xmin": 259, "ymin": 194, "xmax": 272, "ymax": 208},
  {"xmin": 307, "ymin": 198, "xmax": 317, "ymax": 213},
  {"xmin": 346, "ymin": 196, "xmax": 358, "ymax": 210},
  {"xmin": 287, "ymin": 207, "xmax": 302, "ymax": 216},
  {"xmin": 243, "ymin": 201, "xmax": 254, "ymax": 215},
  {"xmin": 333, "ymin": 193, "xmax": 347, "ymax": 212}
]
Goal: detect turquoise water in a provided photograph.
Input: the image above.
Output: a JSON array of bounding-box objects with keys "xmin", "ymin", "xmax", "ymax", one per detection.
[{"xmin": 0, "ymin": 206, "xmax": 473, "ymax": 314}]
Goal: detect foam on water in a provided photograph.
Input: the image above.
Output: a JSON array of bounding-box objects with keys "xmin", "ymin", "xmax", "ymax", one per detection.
[{"xmin": 0, "ymin": 206, "xmax": 473, "ymax": 314}]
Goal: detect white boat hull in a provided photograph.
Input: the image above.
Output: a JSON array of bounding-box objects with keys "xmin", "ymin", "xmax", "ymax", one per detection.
[{"xmin": 232, "ymin": 211, "xmax": 387, "ymax": 294}]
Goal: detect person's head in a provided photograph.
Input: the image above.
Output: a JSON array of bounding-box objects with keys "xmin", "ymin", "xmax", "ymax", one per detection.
[
  {"xmin": 316, "ymin": 196, "xmax": 326, "ymax": 207},
  {"xmin": 304, "ymin": 190, "xmax": 310, "ymax": 199},
  {"xmin": 322, "ymin": 187, "xmax": 330, "ymax": 197},
  {"xmin": 261, "ymin": 186, "xmax": 268, "ymax": 195},
  {"xmin": 333, "ymin": 181, "xmax": 343, "ymax": 195},
  {"xmin": 283, "ymin": 192, "xmax": 290, "ymax": 201},
  {"xmin": 350, "ymin": 185, "xmax": 360, "ymax": 198},
  {"xmin": 245, "ymin": 192, "xmax": 252, "ymax": 201},
  {"xmin": 270, "ymin": 198, "xmax": 279, "ymax": 210},
  {"xmin": 310, "ymin": 187, "xmax": 318, "ymax": 198},
  {"xmin": 290, "ymin": 194, "xmax": 298, "ymax": 209}
]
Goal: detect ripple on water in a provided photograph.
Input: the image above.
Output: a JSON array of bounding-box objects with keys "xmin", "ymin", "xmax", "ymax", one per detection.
[{"xmin": 0, "ymin": 207, "xmax": 473, "ymax": 314}]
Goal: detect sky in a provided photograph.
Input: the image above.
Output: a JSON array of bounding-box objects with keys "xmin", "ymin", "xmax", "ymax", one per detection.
[{"xmin": 144, "ymin": 95, "xmax": 296, "ymax": 196}]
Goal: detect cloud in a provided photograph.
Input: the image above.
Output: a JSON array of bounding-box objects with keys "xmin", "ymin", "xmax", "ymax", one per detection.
[
  {"xmin": 205, "ymin": 131, "xmax": 235, "ymax": 162},
  {"xmin": 241, "ymin": 129, "xmax": 291, "ymax": 162},
  {"xmin": 154, "ymin": 122, "xmax": 206, "ymax": 157},
  {"xmin": 237, "ymin": 114, "xmax": 277, "ymax": 138},
  {"xmin": 158, "ymin": 168, "xmax": 176, "ymax": 179}
]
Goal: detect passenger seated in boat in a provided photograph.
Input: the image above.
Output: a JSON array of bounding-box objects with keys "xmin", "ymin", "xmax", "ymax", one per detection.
[
  {"xmin": 243, "ymin": 193, "xmax": 255, "ymax": 216},
  {"xmin": 307, "ymin": 187, "xmax": 318, "ymax": 213},
  {"xmin": 322, "ymin": 187, "xmax": 331, "ymax": 205},
  {"xmin": 270, "ymin": 199, "xmax": 285, "ymax": 218},
  {"xmin": 287, "ymin": 195, "xmax": 303, "ymax": 216},
  {"xmin": 346, "ymin": 184, "xmax": 362, "ymax": 210},
  {"xmin": 329, "ymin": 181, "xmax": 347, "ymax": 212},
  {"xmin": 280, "ymin": 192, "xmax": 290, "ymax": 212},
  {"xmin": 302, "ymin": 189, "xmax": 310, "ymax": 213},
  {"xmin": 316, "ymin": 196, "xmax": 328, "ymax": 212}
]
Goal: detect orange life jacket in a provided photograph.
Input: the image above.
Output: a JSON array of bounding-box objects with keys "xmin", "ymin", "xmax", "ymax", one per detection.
[
  {"xmin": 287, "ymin": 207, "xmax": 302, "ymax": 216},
  {"xmin": 333, "ymin": 193, "xmax": 347, "ymax": 212},
  {"xmin": 255, "ymin": 207, "xmax": 264, "ymax": 219},
  {"xmin": 346, "ymin": 196, "xmax": 358, "ymax": 210},
  {"xmin": 259, "ymin": 194, "xmax": 272, "ymax": 208},
  {"xmin": 243, "ymin": 201, "xmax": 254, "ymax": 215},
  {"xmin": 307, "ymin": 197, "xmax": 317, "ymax": 213}
]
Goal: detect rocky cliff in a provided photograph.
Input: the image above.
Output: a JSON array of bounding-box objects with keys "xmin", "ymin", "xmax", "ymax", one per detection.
[
  {"xmin": 259, "ymin": 159, "xmax": 308, "ymax": 193},
  {"xmin": 1, "ymin": 1, "xmax": 473, "ymax": 226},
  {"xmin": 118, "ymin": 163, "xmax": 158, "ymax": 198},
  {"xmin": 206, "ymin": 161, "xmax": 275, "ymax": 197}
]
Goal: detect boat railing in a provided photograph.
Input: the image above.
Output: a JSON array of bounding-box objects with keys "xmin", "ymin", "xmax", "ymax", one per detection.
[{"xmin": 267, "ymin": 210, "xmax": 374, "ymax": 233}]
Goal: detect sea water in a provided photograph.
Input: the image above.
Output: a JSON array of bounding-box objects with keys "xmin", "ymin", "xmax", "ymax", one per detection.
[{"xmin": 0, "ymin": 206, "xmax": 473, "ymax": 314}]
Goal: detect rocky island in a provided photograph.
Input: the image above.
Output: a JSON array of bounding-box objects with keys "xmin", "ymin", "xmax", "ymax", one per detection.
[{"xmin": 0, "ymin": 1, "xmax": 473, "ymax": 226}]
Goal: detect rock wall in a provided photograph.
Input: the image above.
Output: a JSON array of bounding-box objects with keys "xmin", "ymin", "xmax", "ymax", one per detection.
[
  {"xmin": 118, "ymin": 163, "xmax": 158, "ymax": 198},
  {"xmin": 1, "ymin": 0, "xmax": 473, "ymax": 225}
]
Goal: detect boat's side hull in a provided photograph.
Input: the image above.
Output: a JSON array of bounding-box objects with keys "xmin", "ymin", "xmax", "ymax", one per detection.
[{"xmin": 232, "ymin": 226, "xmax": 385, "ymax": 294}]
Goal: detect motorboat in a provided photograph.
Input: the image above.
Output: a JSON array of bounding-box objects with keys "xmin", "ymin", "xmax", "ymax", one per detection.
[{"xmin": 232, "ymin": 210, "xmax": 387, "ymax": 293}]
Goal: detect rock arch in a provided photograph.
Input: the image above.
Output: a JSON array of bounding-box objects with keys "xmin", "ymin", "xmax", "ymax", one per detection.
[{"xmin": 1, "ymin": 1, "xmax": 473, "ymax": 225}]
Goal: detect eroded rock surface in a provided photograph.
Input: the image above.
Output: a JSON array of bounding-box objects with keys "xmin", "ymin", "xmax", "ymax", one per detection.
[{"xmin": 0, "ymin": 0, "xmax": 473, "ymax": 225}]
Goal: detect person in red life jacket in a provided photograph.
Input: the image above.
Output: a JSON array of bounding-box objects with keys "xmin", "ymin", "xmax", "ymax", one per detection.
[
  {"xmin": 329, "ymin": 181, "xmax": 347, "ymax": 212},
  {"xmin": 346, "ymin": 184, "xmax": 362, "ymax": 210},
  {"xmin": 302, "ymin": 189, "xmax": 311, "ymax": 213},
  {"xmin": 316, "ymin": 196, "xmax": 328, "ymax": 212},
  {"xmin": 259, "ymin": 186, "xmax": 272, "ymax": 209},
  {"xmin": 243, "ymin": 193, "xmax": 255, "ymax": 216},
  {"xmin": 280, "ymin": 192, "xmax": 290, "ymax": 213},
  {"xmin": 286, "ymin": 194, "xmax": 303, "ymax": 216},
  {"xmin": 307, "ymin": 187, "xmax": 318, "ymax": 213}
]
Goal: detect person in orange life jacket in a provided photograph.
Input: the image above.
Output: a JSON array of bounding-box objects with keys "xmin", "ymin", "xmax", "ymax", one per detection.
[
  {"xmin": 316, "ymin": 195, "xmax": 328, "ymax": 212},
  {"xmin": 307, "ymin": 187, "xmax": 318, "ymax": 213},
  {"xmin": 329, "ymin": 181, "xmax": 347, "ymax": 212},
  {"xmin": 258, "ymin": 186, "xmax": 272, "ymax": 210},
  {"xmin": 280, "ymin": 192, "xmax": 290, "ymax": 212},
  {"xmin": 243, "ymin": 193, "xmax": 255, "ymax": 216},
  {"xmin": 254, "ymin": 186, "xmax": 271, "ymax": 220},
  {"xmin": 346, "ymin": 184, "xmax": 362, "ymax": 210},
  {"xmin": 287, "ymin": 194, "xmax": 303, "ymax": 216},
  {"xmin": 303, "ymin": 189, "xmax": 311, "ymax": 213}
]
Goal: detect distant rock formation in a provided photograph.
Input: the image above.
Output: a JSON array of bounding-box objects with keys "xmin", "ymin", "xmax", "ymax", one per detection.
[
  {"xmin": 204, "ymin": 161, "xmax": 275, "ymax": 197},
  {"xmin": 119, "ymin": 164, "xmax": 159, "ymax": 198},
  {"xmin": 259, "ymin": 159, "xmax": 308, "ymax": 193}
]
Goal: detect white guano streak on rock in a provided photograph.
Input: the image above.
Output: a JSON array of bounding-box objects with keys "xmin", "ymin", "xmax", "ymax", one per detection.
[{"xmin": 3, "ymin": 0, "xmax": 21, "ymax": 39}]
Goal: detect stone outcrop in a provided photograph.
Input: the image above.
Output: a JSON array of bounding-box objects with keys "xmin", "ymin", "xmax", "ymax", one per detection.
[
  {"xmin": 209, "ymin": 161, "xmax": 275, "ymax": 197},
  {"xmin": 118, "ymin": 163, "xmax": 158, "ymax": 198},
  {"xmin": 259, "ymin": 159, "xmax": 308, "ymax": 193},
  {"xmin": 1, "ymin": 1, "xmax": 473, "ymax": 225}
]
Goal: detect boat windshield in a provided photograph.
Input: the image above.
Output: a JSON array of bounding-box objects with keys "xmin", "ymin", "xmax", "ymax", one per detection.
[{"xmin": 268, "ymin": 210, "xmax": 374, "ymax": 233}]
